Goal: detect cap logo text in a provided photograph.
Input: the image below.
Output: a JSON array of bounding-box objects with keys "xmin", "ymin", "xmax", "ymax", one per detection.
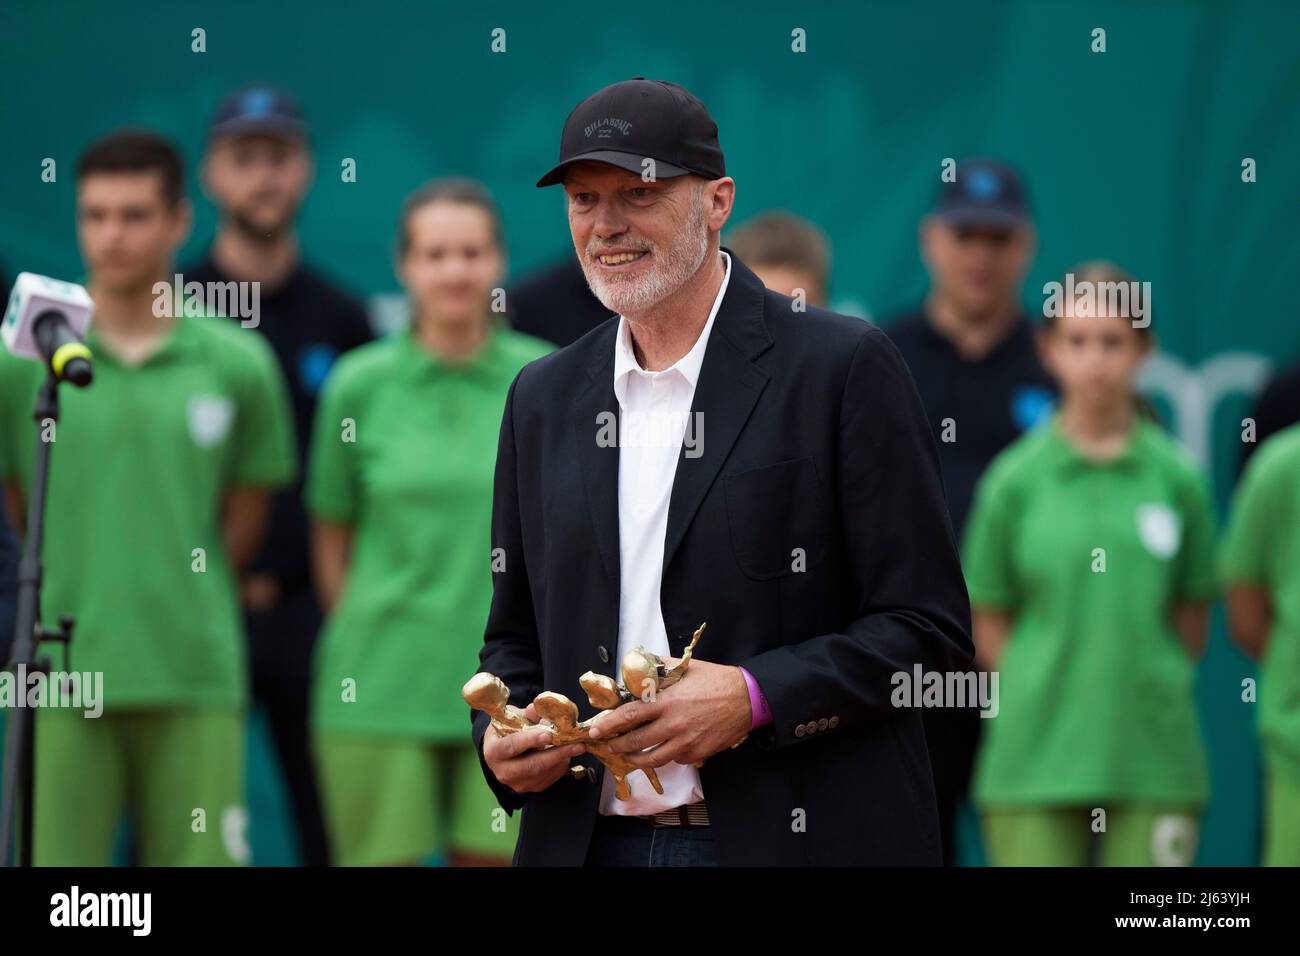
[{"xmin": 585, "ymin": 117, "xmax": 632, "ymax": 139}]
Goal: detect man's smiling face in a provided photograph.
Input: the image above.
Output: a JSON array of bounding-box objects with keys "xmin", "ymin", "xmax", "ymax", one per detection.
[{"xmin": 563, "ymin": 161, "xmax": 710, "ymax": 316}]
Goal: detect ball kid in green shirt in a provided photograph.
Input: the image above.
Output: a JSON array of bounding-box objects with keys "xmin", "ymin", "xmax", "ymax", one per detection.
[
  {"xmin": 0, "ymin": 131, "xmax": 296, "ymax": 866},
  {"xmin": 963, "ymin": 262, "xmax": 1217, "ymax": 867},
  {"xmin": 1223, "ymin": 422, "xmax": 1300, "ymax": 866},
  {"xmin": 307, "ymin": 179, "xmax": 551, "ymax": 867}
]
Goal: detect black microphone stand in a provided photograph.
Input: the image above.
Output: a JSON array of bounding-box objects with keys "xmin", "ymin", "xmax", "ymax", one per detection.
[{"xmin": 0, "ymin": 372, "xmax": 76, "ymax": 867}]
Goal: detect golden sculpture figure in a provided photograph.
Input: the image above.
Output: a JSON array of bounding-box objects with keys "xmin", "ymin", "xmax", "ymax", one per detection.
[
  {"xmin": 461, "ymin": 672, "xmax": 533, "ymax": 737},
  {"xmin": 463, "ymin": 623, "xmax": 711, "ymax": 800},
  {"xmin": 619, "ymin": 622, "xmax": 705, "ymax": 702}
]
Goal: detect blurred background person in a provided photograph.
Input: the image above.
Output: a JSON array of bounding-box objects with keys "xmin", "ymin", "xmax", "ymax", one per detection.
[
  {"xmin": 505, "ymin": 252, "xmax": 612, "ymax": 347},
  {"xmin": 0, "ymin": 448, "xmax": 14, "ymax": 673},
  {"xmin": 182, "ymin": 85, "xmax": 373, "ymax": 867},
  {"xmin": 883, "ymin": 158, "xmax": 1054, "ymax": 865},
  {"xmin": 0, "ymin": 262, "xmax": 14, "ymax": 669},
  {"xmin": 1222, "ymin": 422, "xmax": 1300, "ymax": 865},
  {"xmin": 0, "ymin": 130, "xmax": 296, "ymax": 865},
  {"xmin": 306, "ymin": 178, "xmax": 551, "ymax": 866},
  {"xmin": 962, "ymin": 261, "xmax": 1217, "ymax": 866},
  {"xmin": 724, "ymin": 210, "xmax": 831, "ymax": 307},
  {"xmin": 1239, "ymin": 359, "xmax": 1300, "ymax": 474}
]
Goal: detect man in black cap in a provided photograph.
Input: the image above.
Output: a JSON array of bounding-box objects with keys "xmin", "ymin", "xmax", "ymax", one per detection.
[
  {"xmin": 883, "ymin": 158, "xmax": 1056, "ymax": 865},
  {"xmin": 471, "ymin": 78, "xmax": 972, "ymax": 865},
  {"xmin": 182, "ymin": 85, "xmax": 373, "ymax": 867}
]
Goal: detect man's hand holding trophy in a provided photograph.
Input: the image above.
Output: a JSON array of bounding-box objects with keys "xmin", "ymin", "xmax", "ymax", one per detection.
[{"xmin": 466, "ymin": 623, "xmax": 744, "ymax": 800}]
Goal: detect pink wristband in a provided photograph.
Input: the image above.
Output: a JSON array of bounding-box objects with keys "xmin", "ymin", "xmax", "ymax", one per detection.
[{"xmin": 738, "ymin": 666, "xmax": 772, "ymax": 730}]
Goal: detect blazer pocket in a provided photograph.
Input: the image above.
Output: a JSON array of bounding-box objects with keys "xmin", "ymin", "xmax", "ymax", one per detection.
[
  {"xmin": 724, "ymin": 456, "xmax": 828, "ymax": 580},
  {"xmin": 888, "ymin": 714, "xmax": 939, "ymax": 846}
]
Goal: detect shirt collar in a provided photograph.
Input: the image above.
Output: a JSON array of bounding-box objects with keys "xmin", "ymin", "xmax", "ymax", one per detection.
[
  {"xmin": 196, "ymin": 251, "xmax": 306, "ymax": 301},
  {"xmin": 1046, "ymin": 411, "xmax": 1147, "ymax": 474},
  {"xmin": 920, "ymin": 304, "xmax": 1032, "ymax": 364},
  {"xmin": 613, "ymin": 250, "xmax": 731, "ymax": 406},
  {"xmin": 84, "ymin": 313, "xmax": 194, "ymax": 369},
  {"xmin": 400, "ymin": 317, "xmax": 506, "ymax": 378}
]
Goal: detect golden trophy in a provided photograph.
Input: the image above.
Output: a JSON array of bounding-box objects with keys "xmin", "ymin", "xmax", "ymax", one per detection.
[{"xmin": 464, "ymin": 623, "xmax": 709, "ymax": 800}]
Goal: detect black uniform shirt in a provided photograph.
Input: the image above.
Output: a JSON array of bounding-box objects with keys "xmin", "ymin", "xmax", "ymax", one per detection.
[
  {"xmin": 181, "ymin": 255, "xmax": 373, "ymax": 585},
  {"xmin": 1240, "ymin": 359, "xmax": 1300, "ymax": 476},
  {"xmin": 885, "ymin": 308, "xmax": 1057, "ymax": 537}
]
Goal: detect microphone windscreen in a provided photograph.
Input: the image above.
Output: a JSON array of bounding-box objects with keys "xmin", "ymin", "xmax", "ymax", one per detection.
[{"xmin": 2, "ymin": 272, "xmax": 94, "ymax": 362}]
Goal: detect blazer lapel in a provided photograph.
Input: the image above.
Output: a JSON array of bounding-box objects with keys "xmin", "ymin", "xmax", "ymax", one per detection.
[
  {"xmin": 571, "ymin": 331, "xmax": 622, "ymax": 636},
  {"xmin": 662, "ymin": 252, "xmax": 773, "ymax": 575}
]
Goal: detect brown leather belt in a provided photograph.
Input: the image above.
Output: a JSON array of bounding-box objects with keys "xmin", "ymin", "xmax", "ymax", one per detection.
[{"xmin": 639, "ymin": 801, "xmax": 710, "ymax": 827}]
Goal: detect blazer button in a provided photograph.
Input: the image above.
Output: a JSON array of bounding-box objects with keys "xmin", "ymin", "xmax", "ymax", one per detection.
[
  {"xmin": 794, "ymin": 724, "xmax": 806, "ymax": 738},
  {"xmin": 598, "ymin": 645, "xmax": 610, "ymax": 663},
  {"xmin": 804, "ymin": 721, "xmax": 818, "ymax": 735},
  {"xmin": 828, "ymin": 715, "xmax": 840, "ymax": 728},
  {"xmin": 818, "ymin": 718, "xmax": 829, "ymax": 731}
]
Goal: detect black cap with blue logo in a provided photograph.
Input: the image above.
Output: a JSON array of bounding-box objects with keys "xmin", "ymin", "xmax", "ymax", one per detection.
[
  {"xmin": 934, "ymin": 158, "xmax": 1030, "ymax": 229},
  {"xmin": 208, "ymin": 85, "xmax": 307, "ymax": 144}
]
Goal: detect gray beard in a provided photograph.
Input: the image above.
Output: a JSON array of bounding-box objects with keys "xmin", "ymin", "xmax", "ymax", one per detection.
[{"xmin": 581, "ymin": 193, "xmax": 710, "ymax": 315}]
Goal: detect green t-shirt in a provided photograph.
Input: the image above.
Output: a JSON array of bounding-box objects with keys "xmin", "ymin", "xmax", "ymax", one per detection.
[
  {"xmin": 306, "ymin": 322, "xmax": 552, "ymax": 740},
  {"xmin": 962, "ymin": 414, "xmax": 1218, "ymax": 806},
  {"xmin": 1221, "ymin": 423, "xmax": 1300, "ymax": 779},
  {"xmin": 0, "ymin": 314, "xmax": 297, "ymax": 709}
]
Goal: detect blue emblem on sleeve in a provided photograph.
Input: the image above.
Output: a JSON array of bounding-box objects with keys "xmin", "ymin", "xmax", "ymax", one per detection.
[
  {"xmin": 298, "ymin": 344, "xmax": 339, "ymax": 395},
  {"xmin": 1011, "ymin": 385, "xmax": 1055, "ymax": 431}
]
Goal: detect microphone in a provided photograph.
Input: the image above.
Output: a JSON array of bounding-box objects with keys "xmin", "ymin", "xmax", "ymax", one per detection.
[{"xmin": 2, "ymin": 272, "xmax": 95, "ymax": 387}]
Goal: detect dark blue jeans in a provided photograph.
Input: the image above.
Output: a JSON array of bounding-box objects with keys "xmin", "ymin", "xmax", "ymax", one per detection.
[{"xmin": 584, "ymin": 814, "xmax": 720, "ymax": 866}]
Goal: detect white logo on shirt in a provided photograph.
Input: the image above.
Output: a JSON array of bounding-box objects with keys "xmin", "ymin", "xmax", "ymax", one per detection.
[
  {"xmin": 187, "ymin": 394, "xmax": 234, "ymax": 448},
  {"xmin": 221, "ymin": 804, "xmax": 251, "ymax": 864},
  {"xmin": 1136, "ymin": 503, "xmax": 1181, "ymax": 559}
]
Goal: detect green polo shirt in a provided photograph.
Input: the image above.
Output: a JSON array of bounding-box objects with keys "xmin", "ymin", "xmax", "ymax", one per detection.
[
  {"xmin": 963, "ymin": 414, "xmax": 1218, "ymax": 806},
  {"xmin": 0, "ymin": 314, "xmax": 296, "ymax": 709},
  {"xmin": 1222, "ymin": 423, "xmax": 1300, "ymax": 780},
  {"xmin": 306, "ymin": 321, "xmax": 552, "ymax": 740}
]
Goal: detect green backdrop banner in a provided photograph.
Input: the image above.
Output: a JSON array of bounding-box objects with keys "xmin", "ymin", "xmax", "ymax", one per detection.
[{"xmin": 3, "ymin": 0, "xmax": 1297, "ymax": 865}]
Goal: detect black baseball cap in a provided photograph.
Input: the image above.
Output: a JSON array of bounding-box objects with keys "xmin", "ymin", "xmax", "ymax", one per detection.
[
  {"xmin": 536, "ymin": 77, "xmax": 725, "ymax": 188},
  {"xmin": 208, "ymin": 85, "xmax": 307, "ymax": 143},
  {"xmin": 934, "ymin": 159, "xmax": 1030, "ymax": 229}
]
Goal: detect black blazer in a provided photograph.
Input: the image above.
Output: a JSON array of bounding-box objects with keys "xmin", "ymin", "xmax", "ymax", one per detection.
[{"xmin": 472, "ymin": 250, "xmax": 973, "ymax": 865}]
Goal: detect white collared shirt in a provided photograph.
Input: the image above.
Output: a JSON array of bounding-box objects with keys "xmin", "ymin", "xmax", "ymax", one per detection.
[{"xmin": 599, "ymin": 250, "xmax": 732, "ymax": 816}]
